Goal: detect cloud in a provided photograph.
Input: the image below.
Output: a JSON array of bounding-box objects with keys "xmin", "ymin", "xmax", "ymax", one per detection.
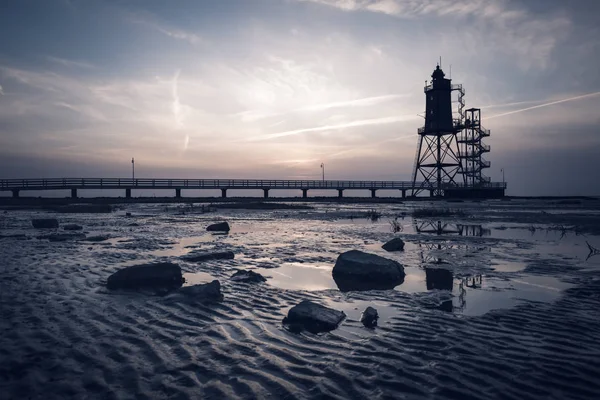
[{"xmin": 297, "ymin": 0, "xmax": 570, "ymax": 70}]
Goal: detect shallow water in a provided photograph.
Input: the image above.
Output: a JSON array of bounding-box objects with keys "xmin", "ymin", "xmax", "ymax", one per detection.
[{"xmin": 1, "ymin": 199, "xmax": 600, "ymax": 399}]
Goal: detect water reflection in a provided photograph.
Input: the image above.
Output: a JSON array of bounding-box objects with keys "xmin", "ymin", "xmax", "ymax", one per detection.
[
  {"xmin": 425, "ymin": 267, "xmax": 483, "ymax": 313},
  {"xmin": 414, "ymin": 221, "xmax": 491, "ymax": 237}
]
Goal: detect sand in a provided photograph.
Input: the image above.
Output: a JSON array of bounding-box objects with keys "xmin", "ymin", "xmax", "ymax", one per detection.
[{"xmin": 1, "ymin": 199, "xmax": 600, "ymax": 399}]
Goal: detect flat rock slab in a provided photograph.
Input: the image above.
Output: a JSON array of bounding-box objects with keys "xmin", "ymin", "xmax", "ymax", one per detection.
[
  {"xmin": 63, "ymin": 224, "xmax": 83, "ymax": 231},
  {"xmin": 283, "ymin": 300, "xmax": 346, "ymax": 333},
  {"xmin": 207, "ymin": 222, "xmax": 230, "ymax": 232},
  {"xmin": 84, "ymin": 234, "xmax": 110, "ymax": 242},
  {"xmin": 230, "ymin": 270, "xmax": 266, "ymax": 283},
  {"xmin": 107, "ymin": 262, "xmax": 184, "ymax": 290},
  {"xmin": 333, "ymin": 250, "xmax": 405, "ymax": 292},
  {"xmin": 181, "ymin": 250, "xmax": 235, "ymax": 262},
  {"xmin": 177, "ymin": 280, "xmax": 222, "ymax": 300},
  {"xmin": 32, "ymin": 218, "xmax": 59, "ymax": 229},
  {"xmin": 38, "ymin": 233, "xmax": 85, "ymax": 242},
  {"xmin": 52, "ymin": 204, "xmax": 113, "ymax": 213},
  {"xmin": 382, "ymin": 237, "xmax": 405, "ymax": 252}
]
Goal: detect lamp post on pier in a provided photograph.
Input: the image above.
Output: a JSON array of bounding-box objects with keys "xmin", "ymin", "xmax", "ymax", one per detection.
[
  {"xmin": 320, "ymin": 163, "xmax": 325, "ymax": 182},
  {"xmin": 501, "ymin": 168, "xmax": 504, "ymax": 186},
  {"xmin": 132, "ymin": 158, "xmax": 135, "ymax": 181}
]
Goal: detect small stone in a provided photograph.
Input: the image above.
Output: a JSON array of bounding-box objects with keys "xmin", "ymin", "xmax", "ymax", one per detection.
[
  {"xmin": 207, "ymin": 222, "xmax": 230, "ymax": 232},
  {"xmin": 283, "ymin": 300, "xmax": 346, "ymax": 333},
  {"xmin": 32, "ymin": 218, "xmax": 59, "ymax": 229},
  {"xmin": 382, "ymin": 237, "xmax": 405, "ymax": 252},
  {"xmin": 360, "ymin": 306, "xmax": 379, "ymax": 328},
  {"xmin": 230, "ymin": 270, "xmax": 266, "ymax": 283}
]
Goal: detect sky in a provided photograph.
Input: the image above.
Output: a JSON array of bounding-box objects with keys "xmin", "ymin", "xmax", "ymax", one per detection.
[{"xmin": 0, "ymin": 0, "xmax": 599, "ymax": 196}]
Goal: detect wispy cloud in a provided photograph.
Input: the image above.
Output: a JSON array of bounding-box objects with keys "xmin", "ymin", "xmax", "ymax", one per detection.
[
  {"xmin": 248, "ymin": 114, "xmax": 419, "ymax": 141},
  {"xmin": 488, "ymin": 92, "xmax": 600, "ymax": 119},
  {"xmin": 130, "ymin": 14, "xmax": 203, "ymax": 45},
  {"xmin": 297, "ymin": 93, "xmax": 409, "ymax": 112},
  {"xmin": 47, "ymin": 56, "xmax": 95, "ymax": 69}
]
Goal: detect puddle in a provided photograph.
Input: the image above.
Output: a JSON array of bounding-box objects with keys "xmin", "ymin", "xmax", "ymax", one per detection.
[
  {"xmin": 491, "ymin": 260, "xmax": 527, "ymax": 272},
  {"xmin": 183, "ymin": 271, "xmax": 216, "ymax": 286},
  {"xmin": 150, "ymin": 236, "xmax": 214, "ymax": 257},
  {"xmin": 456, "ymin": 275, "xmax": 574, "ymax": 316}
]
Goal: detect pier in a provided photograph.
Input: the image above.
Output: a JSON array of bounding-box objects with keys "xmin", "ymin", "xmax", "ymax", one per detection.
[{"xmin": 0, "ymin": 178, "xmax": 506, "ymax": 199}]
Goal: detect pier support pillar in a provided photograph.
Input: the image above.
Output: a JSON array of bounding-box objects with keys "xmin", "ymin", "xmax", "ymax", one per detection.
[
  {"xmin": 338, "ymin": 189, "xmax": 344, "ymax": 198},
  {"xmin": 370, "ymin": 189, "xmax": 377, "ymax": 198},
  {"xmin": 12, "ymin": 189, "xmax": 19, "ymax": 198},
  {"xmin": 126, "ymin": 188, "xmax": 131, "ymax": 198},
  {"xmin": 401, "ymin": 189, "xmax": 406, "ymax": 198},
  {"xmin": 71, "ymin": 188, "xmax": 78, "ymax": 199},
  {"xmin": 221, "ymin": 188, "xmax": 227, "ymax": 198},
  {"xmin": 175, "ymin": 188, "xmax": 181, "ymax": 198},
  {"xmin": 429, "ymin": 190, "xmax": 434, "ymax": 198},
  {"xmin": 263, "ymin": 188, "xmax": 270, "ymax": 198},
  {"xmin": 302, "ymin": 189, "xmax": 308, "ymax": 198}
]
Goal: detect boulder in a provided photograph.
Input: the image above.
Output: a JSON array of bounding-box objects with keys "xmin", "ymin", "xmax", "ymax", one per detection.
[
  {"xmin": 382, "ymin": 237, "xmax": 405, "ymax": 252},
  {"xmin": 360, "ymin": 306, "xmax": 379, "ymax": 328},
  {"xmin": 332, "ymin": 250, "xmax": 405, "ymax": 292},
  {"xmin": 230, "ymin": 270, "xmax": 266, "ymax": 283},
  {"xmin": 177, "ymin": 280, "xmax": 222, "ymax": 299},
  {"xmin": 207, "ymin": 222, "xmax": 230, "ymax": 232},
  {"xmin": 283, "ymin": 300, "xmax": 346, "ymax": 333},
  {"xmin": 63, "ymin": 224, "xmax": 83, "ymax": 231},
  {"xmin": 32, "ymin": 218, "xmax": 59, "ymax": 229},
  {"xmin": 182, "ymin": 250, "xmax": 235, "ymax": 262},
  {"xmin": 107, "ymin": 262, "xmax": 184, "ymax": 290}
]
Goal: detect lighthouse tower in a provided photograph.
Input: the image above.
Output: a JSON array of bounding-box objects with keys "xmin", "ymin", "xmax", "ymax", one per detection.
[{"xmin": 411, "ymin": 65, "xmax": 464, "ymax": 196}]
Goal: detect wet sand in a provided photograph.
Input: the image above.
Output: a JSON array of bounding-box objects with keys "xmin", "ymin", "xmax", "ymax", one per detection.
[{"xmin": 1, "ymin": 199, "xmax": 600, "ymax": 399}]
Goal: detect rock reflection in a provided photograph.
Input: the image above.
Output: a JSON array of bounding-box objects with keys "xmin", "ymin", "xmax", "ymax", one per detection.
[{"xmin": 333, "ymin": 274, "xmax": 405, "ymax": 292}]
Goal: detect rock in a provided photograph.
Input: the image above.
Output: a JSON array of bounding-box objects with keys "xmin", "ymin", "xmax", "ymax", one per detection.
[
  {"xmin": 63, "ymin": 224, "xmax": 83, "ymax": 231},
  {"xmin": 32, "ymin": 218, "xmax": 59, "ymax": 229},
  {"xmin": 382, "ymin": 237, "xmax": 405, "ymax": 252},
  {"xmin": 282, "ymin": 300, "xmax": 346, "ymax": 333},
  {"xmin": 332, "ymin": 250, "xmax": 405, "ymax": 292},
  {"xmin": 360, "ymin": 306, "xmax": 379, "ymax": 328},
  {"xmin": 107, "ymin": 262, "xmax": 184, "ymax": 290},
  {"xmin": 181, "ymin": 250, "xmax": 235, "ymax": 262},
  {"xmin": 425, "ymin": 268, "xmax": 453, "ymax": 291},
  {"xmin": 84, "ymin": 234, "xmax": 110, "ymax": 242},
  {"xmin": 177, "ymin": 280, "xmax": 222, "ymax": 299},
  {"xmin": 230, "ymin": 270, "xmax": 266, "ymax": 283},
  {"xmin": 126, "ymin": 212, "xmax": 132, "ymax": 217},
  {"xmin": 207, "ymin": 222, "xmax": 230, "ymax": 232}
]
